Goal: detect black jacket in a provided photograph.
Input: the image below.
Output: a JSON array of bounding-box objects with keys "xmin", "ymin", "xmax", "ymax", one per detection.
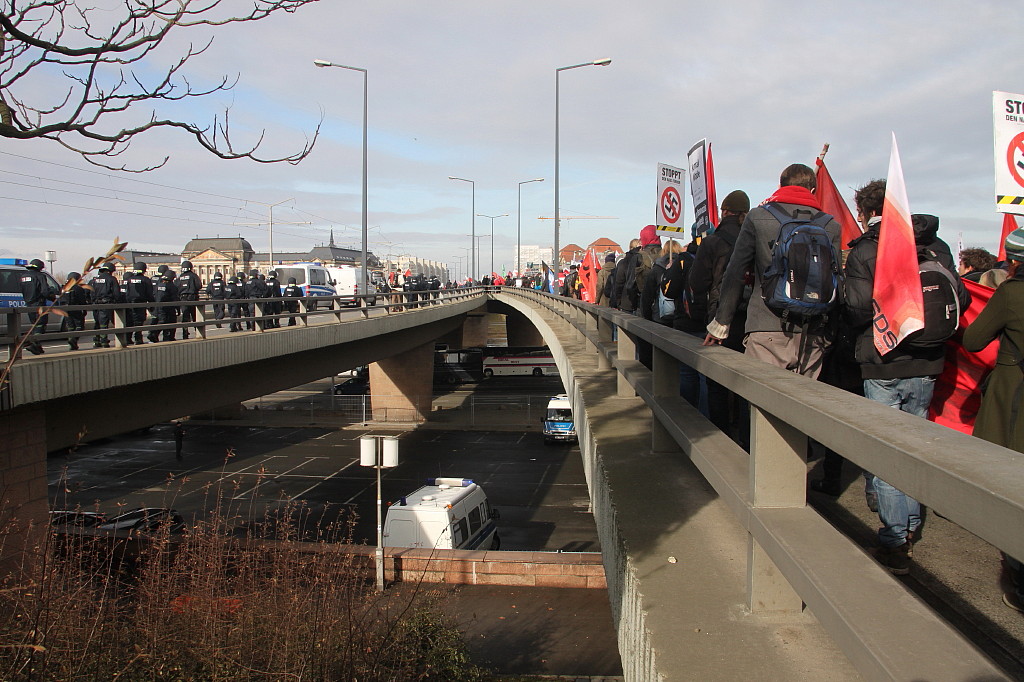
[
  {"xmin": 89, "ymin": 273, "xmax": 120, "ymax": 303},
  {"xmin": 19, "ymin": 269, "xmax": 55, "ymax": 307},
  {"xmin": 609, "ymin": 247, "xmax": 639, "ymax": 311},
  {"xmin": 844, "ymin": 214, "xmax": 970, "ymax": 379}
]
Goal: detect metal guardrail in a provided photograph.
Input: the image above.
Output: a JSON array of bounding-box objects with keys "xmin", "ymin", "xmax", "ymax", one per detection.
[
  {"xmin": 497, "ymin": 287, "xmax": 1016, "ymax": 680},
  {"xmin": 1, "ymin": 288, "xmax": 480, "ymax": 359}
]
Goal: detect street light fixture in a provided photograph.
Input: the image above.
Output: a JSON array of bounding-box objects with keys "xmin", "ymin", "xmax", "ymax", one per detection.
[
  {"xmin": 517, "ymin": 179, "xmax": 544, "ymax": 274},
  {"xmin": 449, "ymin": 177, "xmax": 476, "ymax": 280},
  {"xmin": 554, "ymin": 58, "xmax": 611, "ymax": 270},
  {"xmin": 314, "ymin": 58, "xmax": 370, "ymax": 300},
  {"xmin": 476, "ymin": 213, "xmax": 508, "ymax": 278},
  {"xmin": 360, "ymin": 435, "xmax": 399, "ymax": 592},
  {"xmin": 467, "ymin": 234, "xmax": 488, "ymax": 282}
]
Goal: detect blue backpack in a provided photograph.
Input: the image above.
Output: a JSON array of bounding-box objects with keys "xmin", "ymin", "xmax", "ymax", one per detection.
[{"xmin": 760, "ymin": 204, "xmax": 838, "ymax": 322}]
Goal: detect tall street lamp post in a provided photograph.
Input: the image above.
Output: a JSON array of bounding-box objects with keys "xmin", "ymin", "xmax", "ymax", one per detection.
[
  {"xmin": 517, "ymin": 179, "xmax": 544, "ymax": 274},
  {"xmin": 476, "ymin": 213, "xmax": 507, "ymax": 277},
  {"xmin": 359, "ymin": 435, "xmax": 399, "ymax": 592},
  {"xmin": 314, "ymin": 58, "xmax": 369, "ymax": 300},
  {"xmin": 554, "ymin": 58, "xmax": 611, "ymax": 270},
  {"xmin": 449, "ymin": 177, "xmax": 476, "ymax": 280}
]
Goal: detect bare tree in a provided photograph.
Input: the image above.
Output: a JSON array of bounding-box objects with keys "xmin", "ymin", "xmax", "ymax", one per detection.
[{"xmin": 0, "ymin": 0, "xmax": 321, "ymax": 171}]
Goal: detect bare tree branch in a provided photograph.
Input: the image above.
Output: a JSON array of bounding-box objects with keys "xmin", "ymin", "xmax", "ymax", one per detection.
[{"xmin": 0, "ymin": 0, "xmax": 321, "ymax": 171}]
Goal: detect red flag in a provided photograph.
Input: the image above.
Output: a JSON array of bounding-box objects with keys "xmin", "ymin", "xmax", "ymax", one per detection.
[
  {"xmin": 815, "ymin": 155, "xmax": 861, "ymax": 250},
  {"xmin": 579, "ymin": 249, "xmax": 599, "ymax": 302},
  {"xmin": 872, "ymin": 134, "xmax": 924, "ymax": 355},
  {"xmin": 706, "ymin": 143, "xmax": 719, "ymax": 229},
  {"xmin": 929, "ymin": 279, "xmax": 998, "ymax": 433},
  {"xmin": 998, "ymin": 213, "xmax": 1019, "ymax": 261}
]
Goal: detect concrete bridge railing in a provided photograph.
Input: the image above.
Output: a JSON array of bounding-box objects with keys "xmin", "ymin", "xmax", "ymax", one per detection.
[{"xmin": 496, "ymin": 287, "xmax": 1018, "ymax": 681}]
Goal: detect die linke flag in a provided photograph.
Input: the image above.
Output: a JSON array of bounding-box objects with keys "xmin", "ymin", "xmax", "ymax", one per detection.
[
  {"xmin": 998, "ymin": 213, "xmax": 1019, "ymax": 260},
  {"xmin": 815, "ymin": 154, "xmax": 861, "ymax": 249},
  {"xmin": 873, "ymin": 133, "xmax": 924, "ymax": 355}
]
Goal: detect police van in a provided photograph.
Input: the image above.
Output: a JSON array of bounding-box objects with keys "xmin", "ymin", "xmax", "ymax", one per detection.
[
  {"xmin": 326, "ymin": 265, "xmax": 378, "ymax": 307},
  {"xmin": 383, "ymin": 477, "xmax": 500, "ymax": 551},
  {"xmin": 0, "ymin": 259, "xmax": 63, "ymax": 333},
  {"xmin": 273, "ymin": 263, "xmax": 336, "ymax": 300},
  {"xmin": 543, "ymin": 394, "xmax": 577, "ymax": 444}
]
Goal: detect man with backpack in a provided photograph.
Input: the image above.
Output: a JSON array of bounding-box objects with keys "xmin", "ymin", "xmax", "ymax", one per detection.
[
  {"xmin": 596, "ymin": 252, "xmax": 617, "ymax": 306},
  {"xmin": 609, "ymin": 239, "xmax": 640, "ymax": 310},
  {"xmin": 703, "ymin": 164, "xmax": 841, "ymax": 380},
  {"xmin": 844, "ymin": 178, "xmax": 970, "ymax": 575},
  {"xmin": 560, "ymin": 264, "xmax": 581, "ymax": 298}
]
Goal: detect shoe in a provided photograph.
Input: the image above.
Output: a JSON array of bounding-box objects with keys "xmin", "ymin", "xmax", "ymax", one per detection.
[
  {"xmin": 1004, "ymin": 592, "xmax": 1024, "ymax": 613},
  {"xmin": 906, "ymin": 528, "xmax": 922, "ymax": 557},
  {"xmin": 68, "ymin": 340, "xmax": 78, "ymax": 350},
  {"xmin": 866, "ymin": 491, "xmax": 879, "ymax": 513},
  {"xmin": 27, "ymin": 343, "xmax": 44, "ymax": 355},
  {"xmin": 877, "ymin": 542, "xmax": 912, "ymax": 575},
  {"xmin": 810, "ymin": 479, "xmax": 842, "ymax": 497}
]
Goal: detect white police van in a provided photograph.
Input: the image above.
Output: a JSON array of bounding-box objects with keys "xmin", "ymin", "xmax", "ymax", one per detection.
[
  {"xmin": 543, "ymin": 394, "xmax": 577, "ymax": 444},
  {"xmin": 274, "ymin": 262, "xmax": 336, "ymax": 299},
  {"xmin": 0, "ymin": 259, "xmax": 63, "ymax": 333},
  {"xmin": 383, "ymin": 477, "xmax": 500, "ymax": 551}
]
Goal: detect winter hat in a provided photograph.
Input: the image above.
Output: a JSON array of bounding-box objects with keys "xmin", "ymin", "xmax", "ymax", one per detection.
[
  {"xmin": 721, "ymin": 190, "xmax": 750, "ymax": 213},
  {"xmin": 1004, "ymin": 228, "xmax": 1024, "ymax": 262},
  {"xmin": 604, "ymin": 252, "xmax": 616, "ymax": 262},
  {"xmin": 639, "ymin": 224, "xmax": 661, "ymax": 246}
]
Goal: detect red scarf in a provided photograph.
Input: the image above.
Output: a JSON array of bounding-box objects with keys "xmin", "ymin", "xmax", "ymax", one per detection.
[{"xmin": 762, "ymin": 186, "xmax": 821, "ymax": 210}]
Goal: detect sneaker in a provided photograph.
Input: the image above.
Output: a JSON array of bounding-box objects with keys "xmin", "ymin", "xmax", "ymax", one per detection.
[
  {"xmin": 1003, "ymin": 592, "xmax": 1024, "ymax": 613},
  {"xmin": 866, "ymin": 491, "xmax": 879, "ymax": 513},
  {"xmin": 810, "ymin": 479, "xmax": 842, "ymax": 497},
  {"xmin": 877, "ymin": 542, "xmax": 912, "ymax": 575}
]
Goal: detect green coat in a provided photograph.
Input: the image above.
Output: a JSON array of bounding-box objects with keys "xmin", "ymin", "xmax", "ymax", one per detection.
[{"xmin": 963, "ymin": 276, "xmax": 1024, "ymax": 451}]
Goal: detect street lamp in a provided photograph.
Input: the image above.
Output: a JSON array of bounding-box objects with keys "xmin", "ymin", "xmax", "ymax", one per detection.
[
  {"xmin": 360, "ymin": 435, "xmax": 399, "ymax": 592},
  {"xmin": 554, "ymin": 58, "xmax": 611, "ymax": 269},
  {"xmin": 476, "ymin": 213, "xmax": 508, "ymax": 278},
  {"xmin": 449, "ymin": 177, "xmax": 475, "ymax": 280},
  {"xmin": 314, "ymin": 58, "xmax": 369, "ymax": 300},
  {"xmin": 467, "ymin": 234, "xmax": 488, "ymax": 282},
  {"xmin": 517, "ymin": 179, "xmax": 544, "ymax": 274}
]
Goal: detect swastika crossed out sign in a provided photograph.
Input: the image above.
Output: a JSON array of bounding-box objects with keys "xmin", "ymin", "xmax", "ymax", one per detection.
[{"xmin": 660, "ymin": 186, "xmax": 681, "ymax": 224}]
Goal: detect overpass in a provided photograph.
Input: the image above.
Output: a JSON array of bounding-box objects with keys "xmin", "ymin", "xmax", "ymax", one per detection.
[{"xmin": 1, "ymin": 288, "xmax": 1021, "ymax": 680}]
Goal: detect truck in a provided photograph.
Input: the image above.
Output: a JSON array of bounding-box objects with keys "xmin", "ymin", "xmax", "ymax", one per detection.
[{"xmin": 383, "ymin": 478, "xmax": 500, "ymax": 550}]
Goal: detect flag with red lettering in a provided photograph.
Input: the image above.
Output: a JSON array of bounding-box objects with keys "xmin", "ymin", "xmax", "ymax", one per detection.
[
  {"xmin": 706, "ymin": 143, "xmax": 719, "ymax": 229},
  {"xmin": 815, "ymin": 156, "xmax": 861, "ymax": 250},
  {"xmin": 998, "ymin": 213, "xmax": 1019, "ymax": 260},
  {"xmin": 872, "ymin": 134, "xmax": 924, "ymax": 355},
  {"xmin": 928, "ymin": 279, "xmax": 998, "ymax": 433}
]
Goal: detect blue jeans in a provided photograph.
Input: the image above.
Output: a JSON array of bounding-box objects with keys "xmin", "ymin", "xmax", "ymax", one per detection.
[{"xmin": 864, "ymin": 376, "xmax": 935, "ymax": 547}]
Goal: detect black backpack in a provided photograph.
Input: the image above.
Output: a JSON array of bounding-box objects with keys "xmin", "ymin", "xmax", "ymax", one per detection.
[
  {"xmin": 760, "ymin": 204, "xmax": 838, "ymax": 322},
  {"xmin": 899, "ymin": 247, "xmax": 962, "ymax": 349}
]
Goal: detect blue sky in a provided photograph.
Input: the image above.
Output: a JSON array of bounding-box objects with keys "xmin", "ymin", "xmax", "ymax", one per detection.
[{"xmin": 1, "ymin": 1, "xmax": 1019, "ymax": 277}]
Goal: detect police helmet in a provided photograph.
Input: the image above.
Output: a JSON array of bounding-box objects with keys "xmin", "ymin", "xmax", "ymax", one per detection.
[
  {"xmin": 67, "ymin": 271, "xmax": 81, "ymax": 281},
  {"xmin": 99, "ymin": 262, "xmax": 113, "ymax": 272},
  {"xmin": 288, "ymin": 277, "xmax": 297, "ymax": 284},
  {"xmin": 27, "ymin": 259, "xmax": 44, "ymax": 270},
  {"xmin": 250, "ymin": 269, "xmax": 259, "ymax": 277},
  {"xmin": 134, "ymin": 261, "xmax": 147, "ymax": 272},
  {"xmin": 269, "ymin": 270, "xmax": 278, "ymax": 278},
  {"xmin": 180, "ymin": 260, "xmax": 193, "ymax": 271},
  {"xmin": 214, "ymin": 271, "xmax": 223, "ymax": 280},
  {"xmin": 229, "ymin": 276, "xmax": 238, "ymax": 283},
  {"xmin": 157, "ymin": 264, "xmax": 169, "ymax": 274},
  {"xmin": 163, "ymin": 270, "xmax": 175, "ymax": 280}
]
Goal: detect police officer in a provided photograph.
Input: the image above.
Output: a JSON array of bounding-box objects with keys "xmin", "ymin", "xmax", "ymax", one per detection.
[
  {"xmin": 236, "ymin": 271, "xmax": 251, "ymax": 329},
  {"xmin": 226, "ymin": 275, "xmax": 244, "ymax": 332},
  {"xmin": 244, "ymin": 268, "xmax": 267, "ymax": 330},
  {"xmin": 206, "ymin": 271, "xmax": 227, "ymax": 328},
  {"xmin": 19, "ymin": 258, "xmax": 56, "ymax": 355},
  {"xmin": 283, "ymin": 276, "xmax": 302, "ymax": 326},
  {"xmin": 150, "ymin": 270, "xmax": 179, "ymax": 342},
  {"xmin": 123, "ymin": 262, "xmax": 154, "ymax": 345},
  {"xmin": 61, "ymin": 272, "xmax": 89, "ymax": 350},
  {"xmin": 265, "ymin": 270, "xmax": 283, "ymax": 328},
  {"xmin": 176, "ymin": 260, "xmax": 202, "ymax": 338},
  {"xmin": 89, "ymin": 263, "xmax": 120, "ymax": 348}
]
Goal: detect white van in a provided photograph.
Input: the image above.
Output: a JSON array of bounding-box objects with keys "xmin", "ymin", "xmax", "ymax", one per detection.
[
  {"xmin": 543, "ymin": 394, "xmax": 577, "ymax": 444},
  {"xmin": 383, "ymin": 477, "xmax": 500, "ymax": 550},
  {"xmin": 274, "ymin": 263, "xmax": 336, "ymax": 300},
  {"xmin": 326, "ymin": 266, "xmax": 377, "ymax": 307}
]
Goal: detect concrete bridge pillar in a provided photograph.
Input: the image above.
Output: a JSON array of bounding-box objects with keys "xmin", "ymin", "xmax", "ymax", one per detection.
[
  {"xmin": 460, "ymin": 307, "xmax": 490, "ymax": 347},
  {"xmin": 0, "ymin": 405, "xmax": 48, "ymax": 573},
  {"xmin": 370, "ymin": 341, "xmax": 435, "ymax": 422},
  {"xmin": 505, "ymin": 310, "xmax": 544, "ymax": 347}
]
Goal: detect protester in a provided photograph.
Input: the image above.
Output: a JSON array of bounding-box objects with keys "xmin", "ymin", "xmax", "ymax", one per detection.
[
  {"xmin": 844, "ymin": 179, "xmax": 969, "ymax": 575},
  {"xmin": 704, "ymin": 163, "xmax": 841, "ymax": 381},
  {"xmin": 609, "ymin": 238, "xmax": 641, "ymax": 312},
  {"xmin": 958, "ymin": 247, "xmax": 997, "ymax": 282},
  {"xmin": 560, "ymin": 264, "xmax": 581, "ymax": 298},
  {"xmin": 596, "ymin": 252, "xmax": 617, "ymax": 306},
  {"xmin": 963, "ymin": 227, "xmax": 1024, "ymax": 610}
]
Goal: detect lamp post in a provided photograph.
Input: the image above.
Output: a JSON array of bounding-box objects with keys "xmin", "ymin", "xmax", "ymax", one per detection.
[
  {"xmin": 314, "ymin": 58, "xmax": 369, "ymax": 300},
  {"xmin": 449, "ymin": 177, "xmax": 475, "ymax": 280},
  {"xmin": 554, "ymin": 58, "xmax": 611, "ymax": 270},
  {"xmin": 360, "ymin": 435, "xmax": 399, "ymax": 592},
  {"xmin": 476, "ymin": 213, "xmax": 507, "ymax": 277},
  {"xmin": 468, "ymin": 234, "xmax": 488, "ymax": 282},
  {"xmin": 517, "ymin": 179, "xmax": 544, "ymax": 274}
]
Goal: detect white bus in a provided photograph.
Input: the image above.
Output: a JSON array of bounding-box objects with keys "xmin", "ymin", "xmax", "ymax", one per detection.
[{"xmin": 482, "ymin": 351, "xmax": 558, "ymax": 377}]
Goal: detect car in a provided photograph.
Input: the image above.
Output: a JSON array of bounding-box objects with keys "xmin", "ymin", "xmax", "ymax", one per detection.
[
  {"xmin": 49, "ymin": 510, "xmax": 108, "ymax": 527},
  {"xmin": 96, "ymin": 508, "xmax": 185, "ymax": 534},
  {"xmin": 334, "ymin": 377, "xmax": 369, "ymax": 395}
]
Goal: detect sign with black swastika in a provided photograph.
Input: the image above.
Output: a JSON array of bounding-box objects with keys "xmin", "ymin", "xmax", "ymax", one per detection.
[{"xmin": 656, "ymin": 163, "xmax": 685, "ymax": 235}]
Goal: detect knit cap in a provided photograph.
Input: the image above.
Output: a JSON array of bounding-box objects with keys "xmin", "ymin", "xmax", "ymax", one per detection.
[{"xmin": 1005, "ymin": 228, "xmax": 1024, "ymax": 262}]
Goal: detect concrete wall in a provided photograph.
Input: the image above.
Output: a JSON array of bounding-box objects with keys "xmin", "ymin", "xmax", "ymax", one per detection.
[
  {"xmin": 0, "ymin": 406, "xmax": 48, "ymax": 571},
  {"xmin": 370, "ymin": 341, "xmax": 435, "ymax": 422}
]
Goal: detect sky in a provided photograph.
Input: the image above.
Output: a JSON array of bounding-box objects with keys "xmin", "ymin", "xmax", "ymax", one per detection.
[{"xmin": 1, "ymin": 1, "xmax": 1020, "ymax": 279}]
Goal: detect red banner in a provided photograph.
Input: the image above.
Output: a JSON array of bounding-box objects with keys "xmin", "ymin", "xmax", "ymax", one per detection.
[
  {"xmin": 998, "ymin": 213, "xmax": 1018, "ymax": 261},
  {"xmin": 579, "ymin": 249, "xmax": 599, "ymax": 302},
  {"xmin": 815, "ymin": 157, "xmax": 861, "ymax": 250},
  {"xmin": 928, "ymin": 279, "xmax": 998, "ymax": 433},
  {"xmin": 706, "ymin": 143, "xmax": 719, "ymax": 229}
]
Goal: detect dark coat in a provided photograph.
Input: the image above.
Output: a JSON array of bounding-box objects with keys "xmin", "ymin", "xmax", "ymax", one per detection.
[
  {"xmin": 596, "ymin": 261, "xmax": 616, "ymax": 306},
  {"xmin": 964, "ymin": 271, "xmax": 1024, "ymax": 451}
]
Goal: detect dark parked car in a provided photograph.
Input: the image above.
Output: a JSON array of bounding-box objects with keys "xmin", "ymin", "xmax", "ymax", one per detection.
[
  {"xmin": 50, "ymin": 510, "xmax": 108, "ymax": 527},
  {"xmin": 96, "ymin": 508, "xmax": 185, "ymax": 534},
  {"xmin": 334, "ymin": 377, "xmax": 369, "ymax": 395}
]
